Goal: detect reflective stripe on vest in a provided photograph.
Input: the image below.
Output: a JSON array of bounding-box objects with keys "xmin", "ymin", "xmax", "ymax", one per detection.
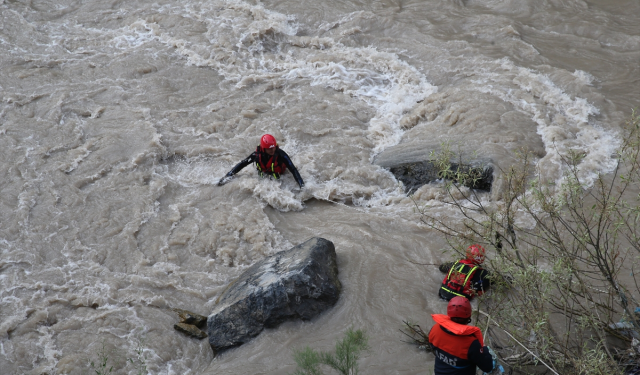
[
  {"xmin": 256, "ymin": 160, "xmax": 279, "ymax": 179},
  {"xmin": 441, "ymin": 261, "xmax": 478, "ymax": 297},
  {"xmin": 255, "ymin": 146, "xmax": 284, "ymax": 179}
]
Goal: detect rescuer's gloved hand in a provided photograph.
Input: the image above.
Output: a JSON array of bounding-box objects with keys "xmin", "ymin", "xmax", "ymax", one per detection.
[
  {"xmin": 218, "ymin": 176, "xmax": 232, "ymax": 186},
  {"xmin": 438, "ymin": 262, "xmax": 454, "ymax": 273},
  {"xmin": 483, "ymin": 346, "xmax": 505, "ymax": 374}
]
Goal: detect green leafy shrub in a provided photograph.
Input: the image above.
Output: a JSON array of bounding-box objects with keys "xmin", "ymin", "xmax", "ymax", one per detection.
[
  {"xmin": 128, "ymin": 335, "xmax": 148, "ymax": 375},
  {"xmin": 89, "ymin": 341, "xmax": 115, "ymax": 375},
  {"xmin": 413, "ymin": 109, "xmax": 640, "ymax": 374},
  {"xmin": 292, "ymin": 328, "xmax": 369, "ymax": 375}
]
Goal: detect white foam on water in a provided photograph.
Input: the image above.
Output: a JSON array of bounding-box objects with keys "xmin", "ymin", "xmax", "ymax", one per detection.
[
  {"xmin": 159, "ymin": 155, "xmax": 295, "ymax": 264},
  {"xmin": 472, "ymin": 57, "xmax": 620, "ymax": 187},
  {"xmin": 239, "ymin": 178, "xmax": 305, "ymax": 212},
  {"xmin": 36, "ymin": 326, "xmax": 62, "ymax": 374},
  {"xmin": 0, "ymin": 0, "xmax": 636, "ymax": 373},
  {"xmin": 113, "ymin": 0, "xmax": 436, "ymax": 159},
  {"xmin": 111, "ymin": 20, "xmax": 161, "ymax": 49},
  {"xmin": 278, "ymin": 50, "xmax": 436, "ymax": 156},
  {"xmin": 96, "ymin": 0, "xmax": 622, "ymax": 210},
  {"xmin": 82, "ymin": 0, "xmax": 431, "ymax": 210},
  {"xmin": 572, "ymin": 69, "xmax": 595, "ymax": 86}
]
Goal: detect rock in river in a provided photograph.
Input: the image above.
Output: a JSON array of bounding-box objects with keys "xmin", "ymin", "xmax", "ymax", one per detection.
[
  {"xmin": 386, "ymin": 160, "xmax": 494, "ymax": 193},
  {"xmin": 207, "ymin": 237, "xmax": 341, "ymax": 354},
  {"xmin": 373, "ymin": 88, "xmax": 547, "ymax": 198},
  {"xmin": 174, "ymin": 322, "xmax": 207, "ymax": 340}
]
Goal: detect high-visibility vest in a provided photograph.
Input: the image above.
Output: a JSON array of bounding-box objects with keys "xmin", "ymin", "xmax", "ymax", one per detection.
[{"xmin": 440, "ymin": 260, "xmax": 480, "ymax": 299}]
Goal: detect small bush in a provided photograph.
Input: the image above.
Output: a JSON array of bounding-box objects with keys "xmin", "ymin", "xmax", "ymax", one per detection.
[
  {"xmin": 128, "ymin": 335, "xmax": 148, "ymax": 375},
  {"xmin": 89, "ymin": 341, "xmax": 115, "ymax": 375},
  {"xmin": 292, "ymin": 328, "xmax": 369, "ymax": 375},
  {"xmin": 88, "ymin": 334, "xmax": 149, "ymax": 375},
  {"xmin": 293, "ymin": 347, "xmax": 323, "ymax": 375}
]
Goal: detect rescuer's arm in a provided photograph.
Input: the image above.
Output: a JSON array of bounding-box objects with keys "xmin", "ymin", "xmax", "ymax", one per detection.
[
  {"xmin": 218, "ymin": 152, "xmax": 256, "ymax": 185},
  {"xmin": 471, "ymin": 268, "xmax": 492, "ymax": 294},
  {"xmin": 438, "ymin": 261, "xmax": 455, "ymax": 273},
  {"xmin": 279, "ymin": 149, "xmax": 305, "ymax": 188},
  {"xmin": 467, "ymin": 340, "xmax": 495, "ymax": 373}
]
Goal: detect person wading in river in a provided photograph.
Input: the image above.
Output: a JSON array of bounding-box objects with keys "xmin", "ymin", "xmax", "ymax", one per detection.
[
  {"xmin": 218, "ymin": 134, "xmax": 305, "ymax": 188},
  {"xmin": 439, "ymin": 244, "xmax": 491, "ymax": 301},
  {"xmin": 429, "ymin": 296, "xmax": 501, "ymax": 375}
]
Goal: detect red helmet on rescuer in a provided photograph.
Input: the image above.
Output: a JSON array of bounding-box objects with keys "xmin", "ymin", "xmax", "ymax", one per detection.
[
  {"xmin": 260, "ymin": 134, "xmax": 277, "ymax": 149},
  {"xmin": 466, "ymin": 244, "xmax": 486, "ymax": 265},
  {"xmin": 447, "ymin": 296, "xmax": 472, "ymax": 319}
]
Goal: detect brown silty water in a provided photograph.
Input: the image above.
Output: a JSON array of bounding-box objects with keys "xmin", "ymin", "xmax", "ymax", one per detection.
[{"xmin": 0, "ymin": 0, "xmax": 638, "ymax": 373}]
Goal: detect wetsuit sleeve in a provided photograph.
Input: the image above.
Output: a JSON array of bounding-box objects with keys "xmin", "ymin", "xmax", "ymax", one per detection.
[
  {"xmin": 278, "ymin": 149, "xmax": 305, "ymax": 188},
  {"xmin": 226, "ymin": 152, "xmax": 257, "ymax": 177},
  {"xmin": 467, "ymin": 341, "xmax": 495, "ymax": 373}
]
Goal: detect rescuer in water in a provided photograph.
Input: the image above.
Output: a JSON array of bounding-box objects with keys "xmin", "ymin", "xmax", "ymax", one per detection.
[
  {"xmin": 218, "ymin": 134, "xmax": 305, "ymax": 188},
  {"xmin": 429, "ymin": 296, "xmax": 502, "ymax": 375},
  {"xmin": 439, "ymin": 244, "xmax": 492, "ymax": 301}
]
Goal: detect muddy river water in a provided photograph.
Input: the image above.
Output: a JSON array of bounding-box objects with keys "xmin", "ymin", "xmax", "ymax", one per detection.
[{"xmin": 1, "ymin": 0, "xmax": 639, "ymax": 373}]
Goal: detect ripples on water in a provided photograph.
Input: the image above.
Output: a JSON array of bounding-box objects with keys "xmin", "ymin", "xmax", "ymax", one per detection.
[{"xmin": 1, "ymin": 0, "xmax": 638, "ymax": 373}]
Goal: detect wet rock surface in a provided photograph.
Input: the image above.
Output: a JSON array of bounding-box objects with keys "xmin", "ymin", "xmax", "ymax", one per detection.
[
  {"xmin": 172, "ymin": 308, "xmax": 207, "ymax": 328},
  {"xmin": 172, "ymin": 309, "xmax": 208, "ymax": 339},
  {"xmin": 174, "ymin": 322, "xmax": 208, "ymax": 339},
  {"xmin": 207, "ymin": 237, "xmax": 341, "ymax": 354},
  {"xmin": 387, "ymin": 161, "xmax": 494, "ymax": 193}
]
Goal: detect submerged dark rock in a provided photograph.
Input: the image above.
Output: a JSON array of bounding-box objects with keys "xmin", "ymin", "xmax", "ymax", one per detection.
[
  {"xmin": 207, "ymin": 237, "xmax": 341, "ymax": 354},
  {"xmin": 388, "ymin": 161, "xmax": 493, "ymax": 193}
]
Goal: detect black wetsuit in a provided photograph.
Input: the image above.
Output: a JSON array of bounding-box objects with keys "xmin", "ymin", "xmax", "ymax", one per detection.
[{"xmin": 224, "ymin": 147, "xmax": 305, "ymax": 188}]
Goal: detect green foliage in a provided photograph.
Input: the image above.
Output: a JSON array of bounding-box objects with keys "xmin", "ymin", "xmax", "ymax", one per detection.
[
  {"xmin": 89, "ymin": 341, "xmax": 115, "ymax": 375},
  {"xmin": 292, "ymin": 328, "xmax": 369, "ymax": 375},
  {"xmin": 128, "ymin": 334, "xmax": 148, "ymax": 375},
  {"xmin": 89, "ymin": 333, "xmax": 150, "ymax": 375},
  {"xmin": 414, "ymin": 109, "xmax": 640, "ymax": 374},
  {"xmin": 321, "ymin": 329, "xmax": 369, "ymax": 375},
  {"xmin": 293, "ymin": 347, "xmax": 323, "ymax": 375},
  {"xmin": 429, "ymin": 141, "xmax": 490, "ymax": 190},
  {"xmin": 573, "ymin": 341, "xmax": 625, "ymax": 375}
]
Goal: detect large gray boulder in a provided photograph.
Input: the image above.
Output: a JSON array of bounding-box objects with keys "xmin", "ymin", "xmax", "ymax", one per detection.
[{"xmin": 207, "ymin": 237, "xmax": 341, "ymax": 354}]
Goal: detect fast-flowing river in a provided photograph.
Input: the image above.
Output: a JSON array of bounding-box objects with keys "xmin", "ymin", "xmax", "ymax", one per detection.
[{"xmin": 1, "ymin": 0, "xmax": 639, "ymax": 373}]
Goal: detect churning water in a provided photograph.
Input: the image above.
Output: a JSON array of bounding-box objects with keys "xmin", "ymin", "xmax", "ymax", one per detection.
[{"xmin": 1, "ymin": 0, "xmax": 639, "ymax": 373}]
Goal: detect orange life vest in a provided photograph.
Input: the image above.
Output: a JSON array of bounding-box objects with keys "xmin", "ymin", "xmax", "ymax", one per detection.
[{"xmin": 429, "ymin": 314, "xmax": 484, "ymax": 359}]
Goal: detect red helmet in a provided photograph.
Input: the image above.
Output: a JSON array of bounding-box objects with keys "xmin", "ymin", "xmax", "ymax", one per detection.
[
  {"xmin": 466, "ymin": 244, "xmax": 485, "ymax": 265},
  {"xmin": 260, "ymin": 134, "xmax": 277, "ymax": 149},
  {"xmin": 447, "ymin": 296, "xmax": 472, "ymax": 319}
]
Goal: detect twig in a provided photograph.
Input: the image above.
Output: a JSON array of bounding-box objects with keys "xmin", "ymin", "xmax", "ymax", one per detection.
[
  {"xmin": 478, "ymin": 310, "xmax": 560, "ymax": 375},
  {"xmin": 483, "ymin": 312, "xmax": 491, "ymax": 342},
  {"xmin": 400, "ymin": 321, "xmax": 431, "ymax": 350},
  {"xmin": 406, "ymin": 258, "xmax": 439, "ymax": 266}
]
